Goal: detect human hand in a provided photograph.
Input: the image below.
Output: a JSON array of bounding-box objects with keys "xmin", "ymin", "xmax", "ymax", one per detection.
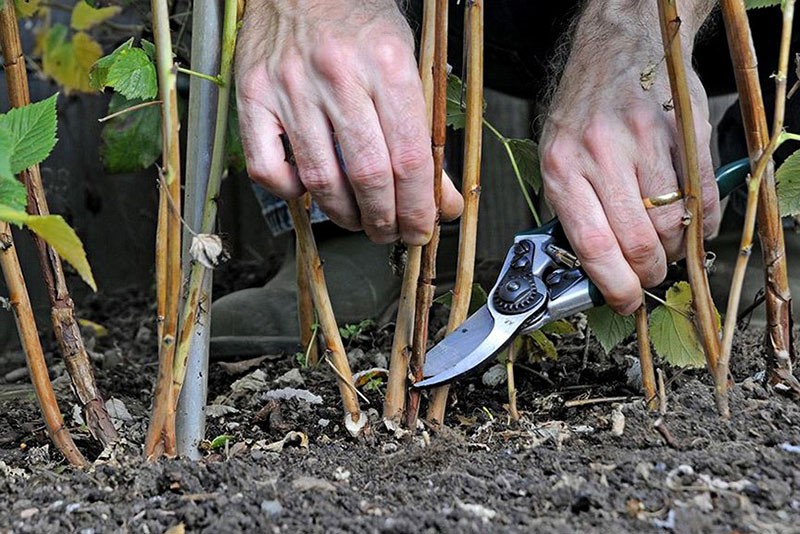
[
  {"xmin": 539, "ymin": 1, "xmax": 719, "ymax": 315},
  {"xmin": 235, "ymin": 0, "xmax": 463, "ymax": 245}
]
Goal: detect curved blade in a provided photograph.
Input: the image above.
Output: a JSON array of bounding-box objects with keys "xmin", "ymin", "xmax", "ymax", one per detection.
[
  {"xmin": 422, "ymin": 305, "xmax": 494, "ymax": 378},
  {"xmin": 417, "ymin": 305, "xmax": 530, "ymax": 388}
]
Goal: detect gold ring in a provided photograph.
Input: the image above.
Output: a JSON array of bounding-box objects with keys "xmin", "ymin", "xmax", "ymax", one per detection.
[{"xmin": 643, "ymin": 190, "xmax": 683, "ymax": 209}]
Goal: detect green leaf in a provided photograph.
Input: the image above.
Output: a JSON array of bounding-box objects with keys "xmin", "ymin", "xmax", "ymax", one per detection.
[
  {"xmin": 0, "ymin": 94, "xmax": 58, "ymax": 174},
  {"xmin": 524, "ymin": 330, "xmax": 557, "ymax": 361},
  {"xmin": 89, "ymin": 38, "xmax": 133, "ymax": 91},
  {"xmin": 744, "ymin": 0, "xmax": 781, "ymax": 8},
  {"xmin": 649, "ymin": 281, "xmax": 717, "ymax": 369},
  {"xmin": 0, "ymin": 131, "xmax": 28, "ymax": 212},
  {"xmin": 140, "ymin": 39, "xmax": 156, "ymax": 61},
  {"xmin": 100, "ymin": 94, "xmax": 162, "ymax": 173},
  {"xmin": 541, "ymin": 319, "xmax": 575, "ymax": 336},
  {"xmin": 446, "ymin": 74, "xmax": 467, "ymax": 130},
  {"xmin": 0, "ymin": 205, "xmax": 96, "ymax": 291},
  {"xmin": 0, "ymin": 129, "xmax": 16, "ymax": 182},
  {"xmin": 209, "ymin": 434, "xmax": 233, "ymax": 449},
  {"xmin": 777, "ymin": 149, "xmax": 800, "ymax": 216},
  {"xmin": 586, "ymin": 304, "xmax": 636, "ymax": 353},
  {"xmin": 445, "ymin": 73, "xmax": 486, "ymax": 130},
  {"xmin": 89, "ymin": 39, "xmax": 157, "ymax": 100},
  {"xmin": 506, "ymin": 138, "xmax": 542, "ymax": 193},
  {"xmin": 71, "ymin": 1, "xmax": 120, "ymax": 30}
]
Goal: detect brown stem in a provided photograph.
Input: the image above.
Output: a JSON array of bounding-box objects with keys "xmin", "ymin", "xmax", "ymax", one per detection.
[
  {"xmin": 427, "ymin": 0, "xmax": 483, "ymax": 427},
  {"xmin": 719, "ymin": 0, "xmax": 799, "ymax": 403},
  {"xmin": 657, "ymin": 0, "xmax": 721, "ymax": 373},
  {"xmin": 297, "ymin": 195, "xmax": 318, "ymax": 366},
  {"xmin": 506, "ymin": 343, "xmax": 520, "ymax": 422},
  {"xmin": 406, "ymin": 0, "xmax": 448, "ymax": 431},
  {"xmin": 287, "ymin": 198, "xmax": 364, "ymax": 435},
  {"xmin": 635, "ymin": 302, "xmax": 658, "ymax": 411},
  {"xmin": 0, "ymin": 1, "xmax": 118, "ymax": 447},
  {"xmin": 145, "ymin": 0, "xmax": 183, "ymax": 459},
  {"xmin": 383, "ymin": 0, "xmax": 435, "ymax": 428},
  {"xmin": 0, "ymin": 225, "xmax": 86, "ymax": 467},
  {"xmin": 716, "ymin": 0, "xmax": 799, "ymax": 417}
]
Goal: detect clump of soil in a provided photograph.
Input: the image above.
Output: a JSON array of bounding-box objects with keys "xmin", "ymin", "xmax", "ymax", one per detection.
[{"xmin": 0, "ymin": 264, "xmax": 798, "ymax": 533}]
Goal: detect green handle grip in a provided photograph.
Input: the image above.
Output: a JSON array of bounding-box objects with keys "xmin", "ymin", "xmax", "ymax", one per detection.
[{"xmin": 516, "ymin": 157, "xmax": 751, "ymax": 307}]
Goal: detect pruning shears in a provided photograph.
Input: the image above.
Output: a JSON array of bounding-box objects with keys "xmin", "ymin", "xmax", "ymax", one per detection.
[{"xmin": 414, "ymin": 158, "xmax": 752, "ymax": 388}]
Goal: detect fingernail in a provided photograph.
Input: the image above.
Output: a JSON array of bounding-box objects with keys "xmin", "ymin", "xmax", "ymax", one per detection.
[{"xmin": 402, "ymin": 230, "xmax": 432, "ymax": 246}]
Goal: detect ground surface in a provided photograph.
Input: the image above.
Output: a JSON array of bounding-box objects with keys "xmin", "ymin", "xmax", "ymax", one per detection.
[{"xmin": 0, "ymin": 262, "xmax": 798, "ymax": 534}]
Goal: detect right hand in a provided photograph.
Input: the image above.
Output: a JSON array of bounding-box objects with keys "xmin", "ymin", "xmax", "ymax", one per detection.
[
  {"xmin": 235, "ymin": 0, "xmax": 463, "ymax": 245},
  {"xmin": 539, "ymin": 3, "xmax": 720, "ymax": 315}
]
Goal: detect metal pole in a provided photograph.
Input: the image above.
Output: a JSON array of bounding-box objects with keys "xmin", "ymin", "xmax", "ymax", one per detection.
[{"xmin": 176, "ymin": 0, "xmax": 222, "ymax": 459}]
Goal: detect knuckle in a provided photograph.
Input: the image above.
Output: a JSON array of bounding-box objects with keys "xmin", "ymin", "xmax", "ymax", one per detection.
[
  {"xmin": 581, "ymin": 120, "xmax": 614, "ymax": 157},
  {"xmin": 625, "ymin": 236, "xmax": 658, "ymax": 265},
  {"xmin": 348, "ymin": 158, "xmax": 392, "ymax": 190},
  {"xmin": 540, "ymin": 139, "xmax": 578, "ymax": 180},
  {"xmin": 391, "ymin": 144, "xmax": 431, "ymax": 179},
  {"xmin": 572, "ymin": 229, "xmax": 617, "ymax": 265},
  {"xmin": 275, "ymin": 52, "xmax": 305, "ymax": 90},
  {"xmin": 298, "ymin": 164, "xmax": 334, "ymax": 194},
  {"xmin": 311, "ymin": 41, "xmax": 356, "ymax": 83},
  {"xmin": 371, "ymin": 36, "xmax": 413, "ymax": 74},
  {"xmin": 399, "ymin": 205, "xmax": 434, "ymax": 232}
]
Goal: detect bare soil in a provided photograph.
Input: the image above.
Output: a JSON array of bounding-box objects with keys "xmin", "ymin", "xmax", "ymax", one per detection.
[{"xmin": 0, "ymin": 261, "xmax": 798, "ymax": 533}]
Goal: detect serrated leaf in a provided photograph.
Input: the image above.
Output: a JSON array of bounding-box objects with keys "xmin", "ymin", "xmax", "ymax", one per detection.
[
  {"xmin": 649, "ymin": 281, "xmax": 717, "ymax": 369},
  {"xmin": 586, "ymin": 304, "xmax": 636, "ymax": 353},
  {"xmin": 744, "ymin": 0, "xmax": 781, "ymax": 8},
  {"xmin": 106, "ymin": 48, "xmax": 157, "ymax": 100},
  {"xmin": 506, "ymin": 138, "xmax": 542, "ymax": 193},
  {"xmin": 14, "ymin": 0, "xmax": 41, "ymax": 17},
  {"xmin": 0, "ymin": 130, "xmax": 28, "ymax": 212},
  {"xmin": 777, "ymin": 149, "xmax": 800, "ymax": 216},
  {"xmin": 446, "ymin": 74, "xmax": 467, "ymax": 130},
  {"xmin": 0, "ymin": 205, "xmax": 96, "ymax": 291},
  {"xmin": 71, "ymin": 1, "xmax": 120, "ymax": 30},
  {"xmin": 101, "ymin": 94, "xmax": 162, "ymax": 173},
  {"xmin": 0, "ymin": 130, "xmax": 14, "ymax": 182},
  {"xmin": 445, "ymin": 74, "xmax": 486, "ymax": 130},
  {"xmin": 0, "ymin": 94, "xmax": 58, "ymax": 174},
  {"xmin": 39, "ymin": 26, "xmax": 103, "ymax": 93},
  {"xmin": 89, "ymin": 37, "xmax": 133, "ymax": 91},
  {"xmin": 140, "ymin": 38, "xmax": 156, "ymax": 60}
]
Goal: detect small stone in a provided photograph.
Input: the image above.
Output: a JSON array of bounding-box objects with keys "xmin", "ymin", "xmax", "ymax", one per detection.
[
  {"xmin": 65, "ymin": 503, "xmax": 81, "ymax": 514},
  {"xmin": 19, "ymin": 507, "xmax": 38, "ymax": 519},
  {"xmin": 291, "ymin": 476, "xmax": 336, "ymax": 492},
  {"xmin": 4, "ymin": 367, "xmax": 28, "ymax": 382},
  {"xmin": 382, "ymin": 443, "xmax": 398, "ymax": 454},
  {"xmin": 611, "ymin": 409, "xmax": 625, "ymax": 437},
  {"xmin": 275, "ymin": 368, "xmax": 305, "ymax": 388},
  {"xmin": 371, "ymin": 352, "xmax": 388, "ymax": 369},
  {"xmin": 347, "ymin": 348, "xmax": 367, "ymax": 367},
  {"xmin": 318, "ymin": 418, "xmax": 330, "ymax": 428},
  {"xmin": 333, "ymin": 466, "xmax": 351, "ymax": 481},
  {"xmin": 261, "ymin": 500, "xmax": 283, "ymax": 517}
]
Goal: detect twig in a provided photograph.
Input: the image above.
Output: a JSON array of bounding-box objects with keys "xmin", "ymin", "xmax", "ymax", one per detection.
[
  {"xmin": 176, "ymin": 66, "xmax": 224, "ymax": 86},
  {"xmin": 287, "ymin": 198, "xmax": 364, "ymax": 434},
  {"xmin": 506, "ymin": 344, "xmax": 520, "ymax": 422},
  {"xmin": 716, "ymin": 0, "xmax": 799, "ymax": 418},
  {"xmin": 564, "ymin": 396, "xmax": 637, "ymax": 408},
  {"xmin": 657, "ymin": 368, "xmax": 667, "ymax": 415},
  {"xmin": 657, "ymin": 0, "xmax": 721, "ymax": 374},
  {"xmin": 406, "ymin": 0, "xmax": 448, "ymax": 431},
  {"xmin": 427, "ymin": 0, "xmax": 483, "ymax": 427},
  {"xmin": 0, "ymin": 225, "xmax": 86, "ymax": 466},
  {"xmin": 654, "ymin": 417, "xmax": 680, "ymax": 449},
  {"xmin": 145, "ymin": 0, "xmax": 185, "ymax": 460},
  {"xmin": 719, "ymin": 0, "xmax": 797, "ymax": 398},
  {"xmin": 635, "ymin": 301, "xmax": 658, "ymax": 411},
  {"xmin": 98, "ymin": 99, "xmax": 161, "ymax": 123},
  {"xmin": 0, "ymin": 0, "xmax": 118, "ymax": 448},
  {"xmin": 324, "ymin": 356, "xmax": 370, "ymax": 405},
  {"xmin": 383, "ymin": 0, "xmax": 436, "ymax": 428},
  {"xmin": 296, "ymin": 195, "xmax": 319, "ymax": 366}
]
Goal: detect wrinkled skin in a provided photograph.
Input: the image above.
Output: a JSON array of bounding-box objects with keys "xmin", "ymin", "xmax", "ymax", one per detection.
[
  {"xmin": 235, "ymin": 0, "xmax": 463, "ymax": 246},
  {"xmin": 235, "ymin": 0, "xmax": 719, "ymax": 313}
]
